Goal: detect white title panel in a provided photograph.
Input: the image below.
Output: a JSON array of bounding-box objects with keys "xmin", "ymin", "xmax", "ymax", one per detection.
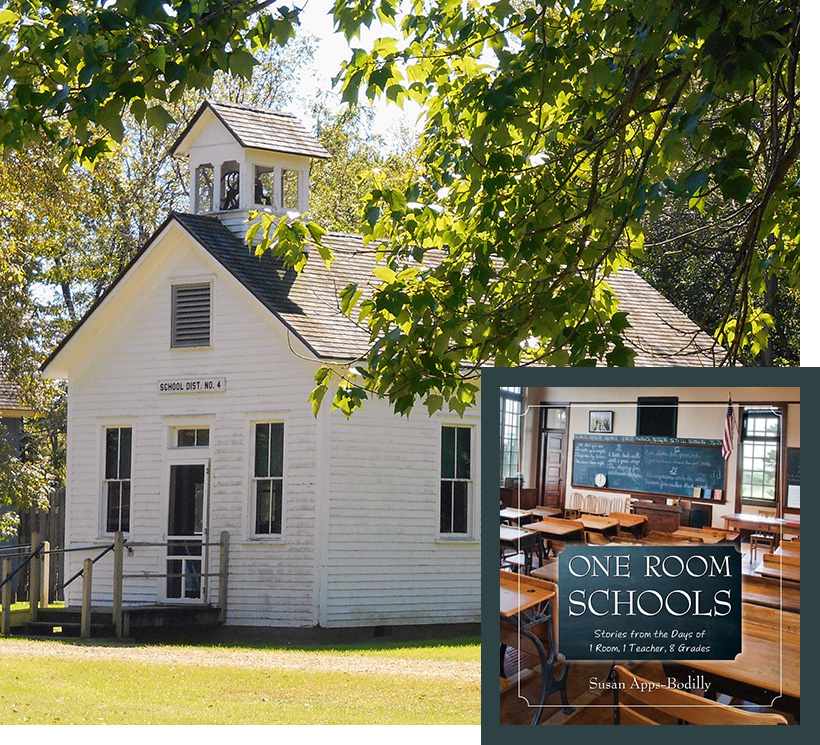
[{"xmin": 158, "ymin": 377, "xmax": 227, "ymax": 394}]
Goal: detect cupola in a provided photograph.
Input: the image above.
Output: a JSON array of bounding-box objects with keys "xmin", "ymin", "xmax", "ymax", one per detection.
[{"xmin": 171, "ymin": 100, "xmax": 331, "ymax": 234}]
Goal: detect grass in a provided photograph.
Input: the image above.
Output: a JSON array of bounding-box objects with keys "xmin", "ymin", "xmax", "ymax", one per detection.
[{"xmin": 0, "ymin": 636, "xmax": 480, "ymax": 725}]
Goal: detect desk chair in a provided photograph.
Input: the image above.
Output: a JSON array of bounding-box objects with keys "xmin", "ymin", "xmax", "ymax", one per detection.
[
  {"xmin": 750, "ymin": 510, "xmax": 776, "ymax": 562},
  {"xmin": 502, "ymin": 531, "xmax": 540, "ymax": 575},
  {"xmin": 612, "ymin": 665, "xmax": 788, "ymax": 725},
  {"xmin": 564, "ymin": 492, "xmax": 583, "ymax": 519}
]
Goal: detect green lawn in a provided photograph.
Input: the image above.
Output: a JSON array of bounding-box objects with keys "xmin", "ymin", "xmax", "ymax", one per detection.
[{"xmin": 0, "ymin": 637, "xmax": 480, "ymax": 725}]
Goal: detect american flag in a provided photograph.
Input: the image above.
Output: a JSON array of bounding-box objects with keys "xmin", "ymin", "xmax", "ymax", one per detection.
[{"xmin": 722, "ymin": 396, "xmax": 736, "ymax": 460}]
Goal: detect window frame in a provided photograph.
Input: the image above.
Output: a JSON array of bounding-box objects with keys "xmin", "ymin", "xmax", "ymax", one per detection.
[
  {"xmin": 439, "ymin": 423, "xmax": 474, "ymax": 539},
  {"xmin": 250, "ymin": 420, "xmax": 286, "ymax": 539},
  {"xmin": 102, "ymin": 424, "xmax": 133, "ymax": 535},
  {"xmin": 499, "ymin": 387, "xmax": 523, "ymax": 484},
  {"xmin": 737, "ymin": 406, "xmax": 782, "ymax": 508},
  {"xmin": 173, "ymin": 427, "xmax": 211, "ymax": 448}
]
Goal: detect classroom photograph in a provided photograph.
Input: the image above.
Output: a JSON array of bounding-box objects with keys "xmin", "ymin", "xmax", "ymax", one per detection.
[{"xmin": 499, "ymin": 386, "xmax": 799, "ymax": 725}]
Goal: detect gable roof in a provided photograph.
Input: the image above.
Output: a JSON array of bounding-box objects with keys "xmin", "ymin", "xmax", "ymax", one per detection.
[
  {"xmin": 171, "ymin": 100, "xmax": 331, "ymax": 160},
  {"xmin": 173, "ymin": 213, "xmax": 370, "ymax": 359},
  {"xmin": 41, "ymin": 211, "xmax": 726, "ymax": 374},
  {"xmin": 176, "ymin": 215, "xmax": 725, "ymax": 366}
]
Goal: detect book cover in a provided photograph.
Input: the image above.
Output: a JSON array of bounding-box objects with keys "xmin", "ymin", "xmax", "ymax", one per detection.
[{"xmin": 498, "ymin": 384, "xmax": 800, "ymax": 726}]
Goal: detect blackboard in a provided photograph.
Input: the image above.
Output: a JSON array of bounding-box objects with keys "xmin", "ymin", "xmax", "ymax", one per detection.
[
  {"xmin": 571, "ymin": 435, "xmax": 725, "ymax": 498},
  {"xmin": 786, "ymin": 448, "xmax": 800, "ymax": 510}
]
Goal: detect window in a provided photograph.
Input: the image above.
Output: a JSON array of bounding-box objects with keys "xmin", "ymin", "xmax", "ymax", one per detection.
[
  {"xmin": 500, "ymin": 387, "xmax": 523, "ymax": 482},
  {"xmin": 195, "ymin": 164, "xmax": 214, "ymax": 213},
  {"xmin": 171, "ymin": 283, "xmax": 211, "ymax": 348},
  {"xmin": 739, "ymin": 408, "xmax": 781, "ymax": 504},
  {"xmin": 176, "ymin": 428, "xmax": 209, "ymax": 448},
  {"xmin": 254, "ymin": 166, "xmax": 275, "ymax": 206},
  {"xmin": 281, "ymin": 169, "xmax": 299, "ymax": 210},
  {"xmin": 441, "ymin": 425, "xmax": 472, "ymax": 534},
  {"xmin": 253, "ymin": 422, "xmax": 284, "ymax": 535},
  {"xmin": 104, "ymin": 427, "xmax": 132, "ymax": 533}
]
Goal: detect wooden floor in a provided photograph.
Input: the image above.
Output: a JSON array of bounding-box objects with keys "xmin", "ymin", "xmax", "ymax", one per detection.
[{"xmin": 501, "ymin": 539, "xmax": 800, "ymax": 725}]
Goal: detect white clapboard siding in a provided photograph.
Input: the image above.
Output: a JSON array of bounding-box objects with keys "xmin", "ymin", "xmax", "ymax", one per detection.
[
  {"xmin": 322, "ymin": 401, "xmax": 481, "ymax": 626},
  {"xmin": 61, "ymin": 234, "xmax": 323, "ymax": 626},
  {"xmin": 56, "ymin": 221, "xmax": 481, "ymax": 628}
]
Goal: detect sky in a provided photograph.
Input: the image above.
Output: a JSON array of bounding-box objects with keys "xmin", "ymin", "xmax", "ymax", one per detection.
[{"xmin": 293, "ymin": 0, "xmax": 423, "ymax": 151}]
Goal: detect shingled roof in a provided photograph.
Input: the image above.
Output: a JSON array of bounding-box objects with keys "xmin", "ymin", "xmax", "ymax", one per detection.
[
  {"xmin": 174, "ymin": 214, "xmax": 723, "ymax": 366},
  {"xmin": 174, "ymin": 213, "xmax": 370, "ymax": 359},
  {"xmin": 42, "ymin": 211, "xmax": 725, "ymax": 371},
  {"xmin": 171, "ymin": 100, "xmax": 331, "ymax": 160}
]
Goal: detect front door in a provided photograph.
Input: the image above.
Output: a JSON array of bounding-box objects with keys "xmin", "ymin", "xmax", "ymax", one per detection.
[
  {"xmin": 537, "ymin": 406, "xmax": 568, "ymax": 506},
  {"xmin": 541, "ymin": 431, "xmax": 566, "ymax": 504},
  {"xmin": 166, "ymin": 462, "xmax": 208, "ymax": 601}
]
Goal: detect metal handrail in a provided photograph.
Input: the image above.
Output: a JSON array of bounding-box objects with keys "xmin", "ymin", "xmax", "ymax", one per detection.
[
  {"xmin": 0, "ymin": 542, "xmax": 45, "ymax": 591},
  {"xmin": 62, "ymin": 543, "xmax": 115, "ymax": 590},
  {"xmin": 0, "ymin": 543, "xmax": 32, "ymax": 556}
]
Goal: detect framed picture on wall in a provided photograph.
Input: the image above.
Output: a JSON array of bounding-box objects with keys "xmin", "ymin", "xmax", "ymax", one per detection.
[{"xmin": 589, "ymin": 410, "xmax": 613, "ymax": 433}]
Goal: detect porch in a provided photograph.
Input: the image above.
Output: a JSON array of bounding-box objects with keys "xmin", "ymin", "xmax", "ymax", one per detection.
[{"xmin": 1, "ymin": 531, "xmax": 229, "ymax": 639}]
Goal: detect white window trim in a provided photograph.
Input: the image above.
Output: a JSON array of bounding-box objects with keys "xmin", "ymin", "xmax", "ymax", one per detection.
[
  {"xmin": 437, "ymin": 421, "xmax": 478, "ymax": 542},
  {"xmin": 99, "ymin": 421, "xmax": 134, "ymax": 538},
  {"xmin": 169, "ymin": 276, "xmax": 215, "ymax": 351},
  {"xmin": 246, "ymin": 415, "xmax": 288, "ymax": 542}
]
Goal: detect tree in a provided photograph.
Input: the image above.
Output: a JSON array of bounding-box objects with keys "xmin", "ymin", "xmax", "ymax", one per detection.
[
  {"xmin": 633, "ymin": 200, "xmax": 799, "ymax": 366},
  {"xmin": 310, "ymin": 101, "xmax": 419, "ymax": 233},
  {"xmin": 299, "ymin": 0, "xmax": 798, "ymax": 415},
  {"xmin": 1, "ymin": 1, "xmax": 800, "ymax": 422},
  {"xmin": 0, "ymin": 1, "xmax": 299, "ymax": 163}
]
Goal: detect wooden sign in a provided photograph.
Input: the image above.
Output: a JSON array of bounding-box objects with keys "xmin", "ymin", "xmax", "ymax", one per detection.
[{"xmin": 158, "ymin": 377, "xmax": 227, "ymax": 394}]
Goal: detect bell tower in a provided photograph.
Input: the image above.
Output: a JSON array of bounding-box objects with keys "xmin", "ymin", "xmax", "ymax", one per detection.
[{"xmin": 171, "ymin": 100, "xmax": 331, "ymax": 236}]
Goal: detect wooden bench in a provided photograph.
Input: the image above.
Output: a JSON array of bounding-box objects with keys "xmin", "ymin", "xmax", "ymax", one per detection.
[
  {"xmin": 742, "ymin": 573, "xmax": 800, "ymax": 613},
  {"xmin": 613, "ymin": 665, "xmax": 787, "ymax": 724},
  {"xmin": 755, "ymin": 552, "xmax": 800, "ymax": 582}
]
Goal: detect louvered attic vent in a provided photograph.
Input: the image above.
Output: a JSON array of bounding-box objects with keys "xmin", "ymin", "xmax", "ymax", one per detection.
[{"xmin": 172, "ymin": 283, "xmax": 211, "ymax": 348}]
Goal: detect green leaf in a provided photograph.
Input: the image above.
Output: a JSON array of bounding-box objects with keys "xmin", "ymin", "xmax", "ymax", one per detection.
[
  {"xmin": 96, "ymin": 100, "xmax": 124, "ymax": 142},
  {"xmin": 720, "ymin": 174, "xmax": 755, "ymax": 203},
  {"xmin": 228, "ymin": 49, "xmax": 257, "ymax": 80},
  {"xmin": 373, "ymin": 266, "xmax": 397, "ymax": 283},
  {"xmin": 145, "ymin": 105, "xmax": 175, "ymax": 131}
]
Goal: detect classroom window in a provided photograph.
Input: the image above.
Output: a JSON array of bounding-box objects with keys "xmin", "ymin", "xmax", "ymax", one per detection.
[
  {"xmin": 441, "ymin": 425, "xmax": 472, "ymax": 534},
  {"xmin": 104, "ymin": 426, "xmax": 132, "ymax": 533},
  {"xmin": 739, "ymin": 408, "xmax": 781, "ymax": 504},
  {"xmin": 171, "ymin": 283, "xmax": 211, "ymax": 348},
  {"xmin": 253, "ymin": 422, "xmax": 284, "ymax": 535},
  {"xmin": 500, "ymin": 388, "xmax": 523, "ymax": 482}
]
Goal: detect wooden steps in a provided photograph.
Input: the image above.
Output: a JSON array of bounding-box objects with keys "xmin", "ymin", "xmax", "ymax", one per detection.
[{"xmin": 6, "ymin": 604, "xmax": 222, "ymax": 639}]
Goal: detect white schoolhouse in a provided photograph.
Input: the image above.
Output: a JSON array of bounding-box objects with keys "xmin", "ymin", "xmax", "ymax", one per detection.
[{"xmin": 41, "ymin": 100, "xmax": 723, "ymax": 631}]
